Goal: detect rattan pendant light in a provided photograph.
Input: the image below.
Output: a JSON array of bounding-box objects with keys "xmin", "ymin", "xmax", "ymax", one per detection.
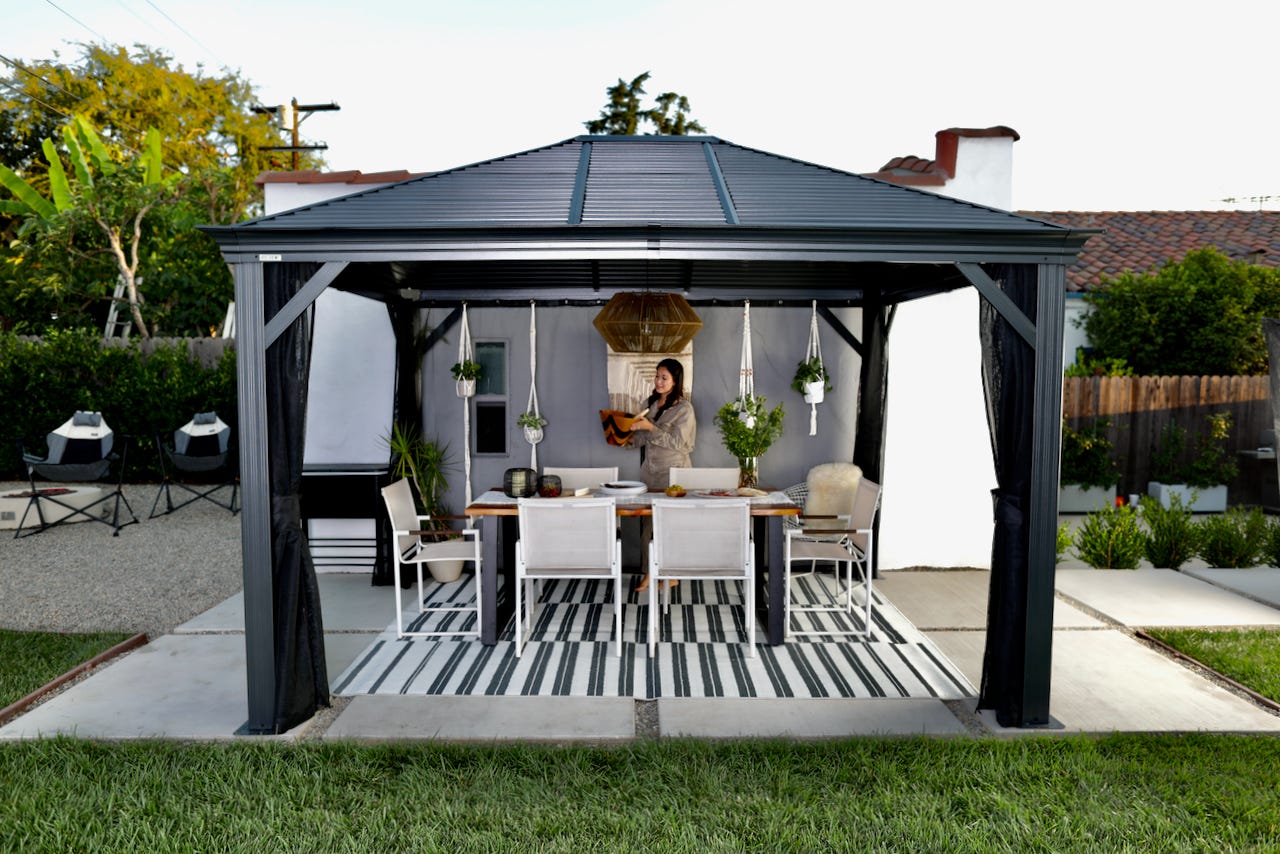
[{"xmin": 592, "ymin": 291, "xmax": 703, "ymax": 353}]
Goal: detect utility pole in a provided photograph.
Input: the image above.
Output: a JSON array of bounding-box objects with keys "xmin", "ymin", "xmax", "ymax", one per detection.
[{"xmin": 252, "ymin": 98, "xmax": 340, "ymax": 169}]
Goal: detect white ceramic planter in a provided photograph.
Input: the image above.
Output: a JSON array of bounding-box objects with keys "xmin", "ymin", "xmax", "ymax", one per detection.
[
  {"xmin": 1058, "ymin": 484, "xmax": 1116, "ymax": 513},
  {"xmin": 456, "ymin": 379, "xmax": 476, "ymax": 398},
  {"xmin": 802, "ymin": 381, "xmax": 825, "ymax": 404},
  {"xmin": 428, "ymin": 559, "xmax": 466, "ymax": 584},
  {"xmin": 523, "ymin": 426, "xmax": 544, "ymax": 444},
  {"xmin": 1147, "ymin": 482, "xmax": 1228, "ymax": 513}
]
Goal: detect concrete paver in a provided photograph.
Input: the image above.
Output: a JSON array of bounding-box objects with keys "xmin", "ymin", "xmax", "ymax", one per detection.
[
  {"xmin": 324, "ymin": 695, "xmax": 636, "ymax": 741},
  {"xmin": 1055, "ymin": 567, "xmax": 1280, "ymax": 627},
  {"xmin": 879, "ymin": 569, "xmax": 1102, "ymax": 629},
  {"xmin": 1182, "ymin": 567, "xmax": 1280, "ymax": 611},
  {"xmin": 657, "ymin": 697, "xmax": 967, "ymax": 737}
]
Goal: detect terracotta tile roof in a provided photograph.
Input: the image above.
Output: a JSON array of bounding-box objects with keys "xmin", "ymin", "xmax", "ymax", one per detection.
[
  {"xmin": 1016, "ymin": 210, "xmax": 1280, "ymax": 293},
  {"xmin": 254, "ymin": 169, "xmax": 428, "ymax": 186}
]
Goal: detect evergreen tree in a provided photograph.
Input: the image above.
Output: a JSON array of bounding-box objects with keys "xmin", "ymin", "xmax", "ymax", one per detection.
[{"xmin": 585, "ymin": 72, "xmax": 706, "ymax": 135}]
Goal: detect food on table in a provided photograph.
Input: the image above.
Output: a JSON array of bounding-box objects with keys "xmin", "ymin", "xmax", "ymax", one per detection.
[
  {"xmin": 664, "ymin": 484, "xmax": 687, "ymax": 497},
  {"xmin": 736, "ymin": 487, "xmax": 768, "ymax": 497}
]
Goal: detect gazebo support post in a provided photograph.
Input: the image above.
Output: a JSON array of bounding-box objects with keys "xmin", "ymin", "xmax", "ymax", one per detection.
[
  {"xmin": 1021, "ymin": 262, "xmax": 1066, "ymax": 725},
  {"xmin": 233, "ymin": 260, "xmax": 276, "ymax": 734}
]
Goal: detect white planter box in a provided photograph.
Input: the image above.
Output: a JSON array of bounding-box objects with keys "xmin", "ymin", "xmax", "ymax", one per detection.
[
  {"xmin": 1147, "ymin": 482, "xmax": 1228, "ymax": 513},
  {"xmin": 1058, "ymin": 484, "xmax": 1116, "ymax": 513}
]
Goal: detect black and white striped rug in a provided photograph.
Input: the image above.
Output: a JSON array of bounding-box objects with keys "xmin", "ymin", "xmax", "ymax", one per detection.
[{"xmin": 331, "ymin": 575, "xmax": 975, "ymax": 700}]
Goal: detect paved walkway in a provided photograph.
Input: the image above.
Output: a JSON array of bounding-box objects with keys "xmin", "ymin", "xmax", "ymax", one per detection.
[{"xmin": 4, "ymin": 563, "xmax": 1279, "ymax": 741}]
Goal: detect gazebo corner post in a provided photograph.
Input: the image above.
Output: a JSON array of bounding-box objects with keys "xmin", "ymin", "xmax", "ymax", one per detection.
[
  {"xmin": 232, "ymin": 260, "xmax": 276, "ymax": 734},
  {"xmin": 1021, "ymin": 262, "xmax": 1067, "ymax": 726}
]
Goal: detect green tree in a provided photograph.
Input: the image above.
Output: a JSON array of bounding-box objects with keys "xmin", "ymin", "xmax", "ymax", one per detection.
[
  {"xmin": 0, "ymin": 43, "xmax": 316, "ymax": 222},
  {"xmin": 585, "ymin": 72, "xmax": 707, "ymax": 135},
  {"xmin": 1080, "ymin": 247, "xmax": 1280, "ymax": 375},
  {"xmin": 1, "ymin": 116, "xmax": 230, "ymax": 337}
]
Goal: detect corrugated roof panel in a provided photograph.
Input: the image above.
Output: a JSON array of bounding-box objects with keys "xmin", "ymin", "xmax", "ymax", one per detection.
[
  {"xmin": 713, "ymin": 144, "xmax": 1049, "ymax": 231},
  {"xmin": 581, "ymin": 140, "xmax": 725, "ymax": 223}
]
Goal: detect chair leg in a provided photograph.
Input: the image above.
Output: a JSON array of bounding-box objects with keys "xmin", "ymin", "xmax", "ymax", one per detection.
[
  {"xmin": 394, "ymin": 561, "xmax": 407, "ymax": 639},
  {"xmin": 648, "ymin": 563, "xmax": 658, "ymax": 658},
  {"xmin": 745, "ymin": 571, "xmax": 756, "ymax": 657},
  {"xmin": 613, "ymin": 574, "xmax": 622, "ymax": 658},
  {"xmin": 514, "ymin": 572, "xmax": 524, "ymax": 656}
]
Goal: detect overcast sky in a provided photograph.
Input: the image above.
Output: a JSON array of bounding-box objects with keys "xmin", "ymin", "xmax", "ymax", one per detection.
[{"xmin": 6, "ymin": 0, "xmax": 1278, "ymax": 212}]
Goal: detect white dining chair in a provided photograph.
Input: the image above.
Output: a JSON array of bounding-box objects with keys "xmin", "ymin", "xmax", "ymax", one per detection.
[
  {"xmin": 667, "ymin": 467, "xmax": 739, "ymax": 489},
  {"xmin": 783, "ymin": 477, "xmax": 880, "ymax": 639},
  {"xmin": 542, "ymin": 466, "xmax": 620, "ymax": 492},
  {"xmin": 381, "ymin": 478, "xmax": 483, "ymax": 639},
  {"xmin": 515, "ymin": 496, "xmax": 622, "ymax": 657},
  {"xmin": 648, "ymin": 497, "xmax": 755, "ymax": 657}
]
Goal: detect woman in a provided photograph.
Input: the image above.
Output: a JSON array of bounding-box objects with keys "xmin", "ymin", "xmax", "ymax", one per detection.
[{"xmin": 629, "ymin": 358, "xmax": 695, "ymax": 592}]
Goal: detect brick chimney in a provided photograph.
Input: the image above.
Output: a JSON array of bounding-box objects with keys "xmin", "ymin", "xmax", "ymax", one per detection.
[{"xmin": 866, "ymin": 126, "xmax": 1019, "ymax": 210}]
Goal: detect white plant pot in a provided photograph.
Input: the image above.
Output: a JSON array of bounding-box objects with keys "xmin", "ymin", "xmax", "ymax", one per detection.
[
  {"xmin": 523, "ymin": 426, "xmax": 544, "ymax": 444},
  {"xmin": 1058, "ymin": 484, "xmax": 1116, "ymax": 513},
  {"xmin": 1147, "ymin": 482, "xmax": 1228, "ymax": 513},
  {"xmin": 802, "ymin": 381, "xmax": 825, "ymax": 404},
  {"xmin": 429, "ymin": 559, "xmax": 466, "ymax": 584},
  {"xmin": 456, "ymin": 379, "xmax": 476, "ymax": 398}
]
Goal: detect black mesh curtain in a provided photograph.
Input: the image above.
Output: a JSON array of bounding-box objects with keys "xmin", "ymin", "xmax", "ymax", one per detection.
[
  {"xmin": 265, "ymin": 262, "xmax": 329, "ymax": 731},
  {"xmin": 976, "ymin": 263, "xmax": 1038, "ymax": 727},
  {"xmin": 852, "ymin": 299, "xmax": 891, "ymax": 485}
]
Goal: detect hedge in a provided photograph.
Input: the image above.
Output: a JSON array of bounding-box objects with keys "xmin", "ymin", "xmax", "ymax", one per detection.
[{"xmin": 0, "ymin": 330, "xmax": 237, "ymax": 481}]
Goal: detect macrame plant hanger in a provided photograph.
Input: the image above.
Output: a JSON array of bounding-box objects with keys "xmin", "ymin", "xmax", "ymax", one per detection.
[
  {"xmin": 738, "ymin": 300, "xmax": 755, "ymax": 421},
  {"xmin": 458, "ymin": 303, "xmax": 474, "ymax": 507},
  {"xmin": 804, "ymin": 300, "xmax": 824, "ymax": 436},
  {"xmin": 524, "ymin": 301, "xmax": 543, "ymax": 469}
]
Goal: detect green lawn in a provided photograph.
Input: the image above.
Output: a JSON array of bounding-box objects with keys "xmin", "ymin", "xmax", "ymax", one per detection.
[
  {"xmin": 0, "ymin": 629, "xmax": 134, "ymax": 709},
  {"xmin": 1147, "ymin": 627, "xmax": 1280, "ymax": 704}
]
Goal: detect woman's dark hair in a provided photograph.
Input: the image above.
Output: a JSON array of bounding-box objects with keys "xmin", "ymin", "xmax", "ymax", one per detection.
[{"xmin": 647, "ymin": 358, "xmax": 685, "ymax": 419}]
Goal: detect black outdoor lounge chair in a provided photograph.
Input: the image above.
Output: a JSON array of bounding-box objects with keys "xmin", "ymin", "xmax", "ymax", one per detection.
[
  {"xmin": 149, "ymin": 412, "xmax": 239, "ymax": 518},
  {"xmin": 15, "ymin": 411, "xmax": 139, "ymax": 538}
]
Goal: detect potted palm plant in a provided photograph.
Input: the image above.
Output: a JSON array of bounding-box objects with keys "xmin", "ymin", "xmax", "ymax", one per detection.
[
  {"xmin": 451, "ymin": 359, "xmax": 482, "ymax": 398},
  {"xmin": 713, "ymin": 395, "xmax": 785, "ymax": 488},
  {"xmin": 385, "ymin": 423, "xmax": 465, "ymax": 582},
  {"xmin": 791, "ymin": 356, "xmax": 832, "ymax": 404}
]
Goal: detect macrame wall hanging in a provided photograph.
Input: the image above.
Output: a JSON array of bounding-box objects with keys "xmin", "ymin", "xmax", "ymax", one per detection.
[
  {"xmin": 801, "ymin": 300, "xmax": 826, "ymax": 436},
  {"xmin": 523, "ymin": 301, "xmax": 544, "ymax": 469},
  {"xmin": 457, "ymin": 303, "xmax": 474, "ymax": 507},
  {"xmin": 738, "ymin": 300, "xmax": 756, "ymax": 417}
]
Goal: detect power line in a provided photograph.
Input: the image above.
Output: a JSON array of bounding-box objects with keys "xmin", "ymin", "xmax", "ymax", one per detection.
[
  {"xmin": 143, "ymin": 0, "xmax": 231, "ymax": 71},
  {"xmin": 42, "ymin": 0, "xmax": 112, "ymax": 44}
]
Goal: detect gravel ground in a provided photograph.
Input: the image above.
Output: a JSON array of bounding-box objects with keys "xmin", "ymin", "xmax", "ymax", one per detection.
[{"xmin": 0, "ymin": 481, "xmax": 243, "ymax": 639}]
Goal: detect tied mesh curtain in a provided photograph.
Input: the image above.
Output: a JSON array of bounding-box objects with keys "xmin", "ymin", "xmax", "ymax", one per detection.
[
  {"xmin": 977, "ymin": 263, "xmax": 1037, "ymax": 727},
  {"xmin": 265, "ymin": 262, "xmax": 329, "ymax": 731}
]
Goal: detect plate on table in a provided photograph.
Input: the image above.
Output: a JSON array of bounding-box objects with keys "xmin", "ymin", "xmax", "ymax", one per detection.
[
  {"xmin": 600, "ymin": 480, "xmax": 648, "ymax": 496},
  {"xmin": 691, "ymin": 489, "xmax": 740, "ymax": 498}
]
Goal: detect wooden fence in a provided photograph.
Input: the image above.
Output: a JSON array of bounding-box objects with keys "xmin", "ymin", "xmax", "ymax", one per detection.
[{"xmin": 1062, "ymin": 375, "xmax": 1273, "ymax": 496}]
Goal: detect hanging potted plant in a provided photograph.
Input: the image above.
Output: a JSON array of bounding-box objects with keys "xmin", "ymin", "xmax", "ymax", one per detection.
[
  {"xmin": 385, "ymin": 423, "xmax": 466, "ymax": 582},
  {"xmin": 517, "ymin": 411, "xmax": 547, "ymax": 444},
  {"xmin": 713, "ymin": 395, "xmax": 785, "ymax": 488},
  {"xmin": 791, "ymin": 356, "xmax": 832, "ymax": 404},
  {"xmin": 1059, "ymin": 417, "xmax": 1120, "ymax": 513},
  {"xmin": 451, "ymin": 359, "xmax": 482, "ymax": 398}
]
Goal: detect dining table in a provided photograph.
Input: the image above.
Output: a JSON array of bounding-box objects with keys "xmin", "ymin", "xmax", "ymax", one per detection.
[{"xmin": 463, "ymin": 487, "xmax": 801, "ymax": 646}]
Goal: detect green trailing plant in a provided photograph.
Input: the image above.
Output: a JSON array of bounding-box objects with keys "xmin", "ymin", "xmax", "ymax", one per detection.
[
  {"xmin": 1073, "ymin": 504, "xmax": 1146, "ymax": 569},
  {"xmin": 1265, "ymin": 519, "xmax": 1280, "ymax": 569},
  {"xmin": 1140, "ymin": 493, "xmax": 1200, "ymax": 570},
  {"xmin": 713, "ymin": 395, "xmax": 785, "ymax": 460},
  {"xmin": 790, "ymin": 356, "xmax": 832, "ymax": 394},
  {"xmin": 385, "ymin": 423, "xmax": 455, "ymax": 528},
  {"xmin": 1197, "ymin": 507, "xmax": 1267, "ymax": 568},
  {"xmin": 1150, "ymin": 422, "xmax": 1186, "ymax": 484},
  {"xmin": 450, "ymin": 359, "xmax": 482, "ymax": 382},
  {"xmin": 516, "ymin": 412, "xmax": 547, "ymax": 429},
  {"xmin": 1060, "ymin": 418, "xmax": 1120, "ymax": 489}
]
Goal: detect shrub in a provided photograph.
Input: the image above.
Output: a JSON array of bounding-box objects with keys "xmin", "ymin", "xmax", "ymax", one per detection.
[
  {"xmin": 1061, "ymin": 418, "xmax": 1119, "ymax": 489},
  {"xmin": 1056, "ymin": 523, "xmax": 1073, "ymax": 563},
  {"xmin": 1073, "ymin": 504, "xmax": 1146, "ymax": 569},
  {"xmin": 1150, "ymin": 413, "xmax": 1239, "ymax": 488},
  {"xmin": 1264, "ymin": 520, "xmax": 1280, "ymax": 569},
  {"xmin": 1197, "ymin": 507, "xmax": 1268, "ymax": 568},
  {"xmin": 1140, "ymin": 493, "xmax": 1200, "ymax": 570},
  {"xmin": 0, "ymin": 330, "xmax": 236, "ymax": 480}
]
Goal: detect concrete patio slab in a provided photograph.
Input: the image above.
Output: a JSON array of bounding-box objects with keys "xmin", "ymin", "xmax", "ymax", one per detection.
[
  {"xmin": 877, "ymin": 569, "xmax": 1101, "ymax": 629},
  {"xmin": 177, "ymin": 572, "xmax": 390, "ymax": 633},
  {"xmin": 324, "ymin": 695, "xmax": 636, "ymax": 742},
  {"xmin": 930, "ymin": 629, "xmax": 1280, "ymax": 733},
  {"xmin": 656, "ymin": 697, "xmax": 967, "ymax": 737},
  {"xmin": 1055, "ymin": 568, "xmax": 1280, "ymax": 627},
  {"xmin": 1182, "ymin": 567, "xmax": 1280, "ymax": 611}
]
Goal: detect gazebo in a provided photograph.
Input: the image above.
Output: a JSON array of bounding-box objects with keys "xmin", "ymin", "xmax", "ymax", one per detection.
[{"xmin": 204, "ymin": 134, "xmax": 1094, "ymax": 733}]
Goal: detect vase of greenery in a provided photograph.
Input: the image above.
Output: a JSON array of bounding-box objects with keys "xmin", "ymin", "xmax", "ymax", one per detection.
[
  {"xmin": 1059, "ymin": 418, "xmax": 1119, "ymax": 513},
  {"xmin": 451, "ymin": 359, "xmax": 482, "ymax": 398},
  {"xmin": 1148, "ymin": 413, "xmax": 1236, "ymax": 512},
  {"xmin": 714, "ymin": 395, "xmax": 785, "ymax": 488},
  {"xmin": 517, "ymin": 411, "xmax": 547, "ymax": 444},
  {"xmin": 791, "ymin": 357, "xmax": 832, "ymax": 404},
  {"xmin": 385, "ymin": 423, "xmax": 465, "ymax": 582}
]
